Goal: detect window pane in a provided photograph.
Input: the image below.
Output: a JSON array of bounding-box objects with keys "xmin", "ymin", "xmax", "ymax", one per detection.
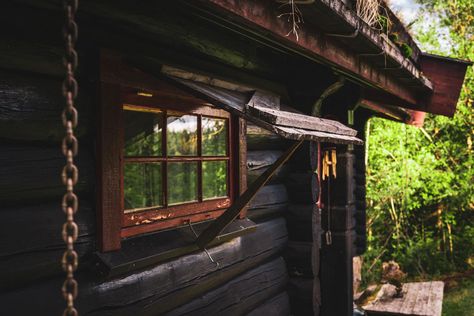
[
  {"xmin": 124, "ymin": 109, "xmax": 163, "ymax": 156},
  {"xmin": 168, "ymin": 162, "xmax": 198, "ymax": 205},
  {"xmin": 124, "ymin": 163, "xmax": 162, "ymax": 212},
  {"xmin": 202, "ymin": 117, "xmax": 227, "ymax": 156},
  {"xmin": 203, "ymin": 161, "xmax": 227, "ymax": 200},
  {"xmin": 167, "ymin": 115, "xmax": 198, "ymax": 156}
]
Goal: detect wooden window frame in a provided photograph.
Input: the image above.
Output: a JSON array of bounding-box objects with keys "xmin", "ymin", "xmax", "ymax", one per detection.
[
  {"xmin": 121, "ymin": 104, "xmax": 234, "ymax": 238},
  {"xmin": 98, "ymin": 52, "xmax": 247, "ymax": 252}
]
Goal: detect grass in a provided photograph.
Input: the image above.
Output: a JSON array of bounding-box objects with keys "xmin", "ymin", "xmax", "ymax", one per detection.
[{"xmin": 443, "ymin": 277, "xmax": 474, "ymax": 316}]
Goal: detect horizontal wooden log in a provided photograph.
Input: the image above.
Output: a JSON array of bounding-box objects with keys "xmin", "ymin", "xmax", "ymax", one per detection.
[
  {"xmin": 0, "ymin": 38, "xmax": 63, "ymax": 77},
  {"xmin": 247, "ymin": 205, "xmax": 287, "ymax": 221},
  {"xmin": 247, "ymin": 123, "xmax": 288, "ymax": 151},
  {"xmin": 286, "ymin": 204, "xmax": 320, "ymax": 242},
  {"xmin": 0, "ymin": 69, "xmax": 92, "ymax": 142},
  {"xmin": 92, "ymin": 219, "xmax": 288, "ymax": 315},
  {"xmin": 247, "ymin": 150, "xmax": 289, "ymax": 184},
  {"xmin": 286, "ymin": 172, "xmax": 319, "ymax": 204},
  {"xmin": 288, "ymin": 277, "xmax": 319, "ymax": 316},
  {"xmin": 285, "ymin": 241, "xmax": 314, "ymax": 278},
  {"xmin": 167, "ymin": 257, "xmax": 288, "ymax": 316},
  {"xmin": 247, "ymin": 183, "xmax": 288, "ymax": 220},
  {"xmin": 1, "ymin": 217, "xmax": 288, "ymax": 315},
  {"xmin": 246, "ymin": 292, "xmax": 291, "ymax": 316},
  {"xmin": 321, "ymin": 205, "xmax": 356, "ymax": 232},
  {"xmin": 249, "ymin": 184, "xmax": 288, "ymax": 209},
  {"xmin": 0, "ymin": 199, "xmax": 95, "ymax": 257},
  {"xmin": 0, "ymin": 144, "xmax": 94, "ymax": 203},
  {"xmin": 0, "ymin": 236, "xmax": 95, "ymax": 291}
]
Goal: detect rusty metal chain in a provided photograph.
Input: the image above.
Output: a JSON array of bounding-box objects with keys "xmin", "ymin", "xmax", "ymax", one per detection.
[{"xmin": 61, "ymin": 0, "xmax": 79, "ymax": 315}]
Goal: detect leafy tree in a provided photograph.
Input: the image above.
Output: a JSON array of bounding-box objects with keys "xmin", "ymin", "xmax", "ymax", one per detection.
[{"xmin": 363, "ymin": 0, "xmax": 474, "ymax": 283}]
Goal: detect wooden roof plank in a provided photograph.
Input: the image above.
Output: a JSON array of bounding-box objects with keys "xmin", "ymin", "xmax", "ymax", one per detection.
[
  {"xmin": 166, "ymin": 75, "xmax": 362, "ymax": 145},
  {"xmin": 247, "ymin": 104, "xmax": 358, "ymax": 137}
]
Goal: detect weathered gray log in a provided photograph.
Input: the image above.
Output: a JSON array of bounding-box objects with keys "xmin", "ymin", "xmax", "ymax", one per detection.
[
  {"xmin": 0, "ymin": 70, "xmax": 92, "ymax": 141},
  {"xmin": 286, "ymin": 172, "xmax": 319, "ymax": 204},
  {"xmin": 246, "ymin": 292, "xmax": 291, "ymax": 316},
  {"xmin": 247, "ymin": 150, "xmax": 289, "ymax": 184},
  {"xmin": 285, "ymin": 204, "xmax": 317, "ymax": 242},
  {"xmin": 0, "ymin": 199, "xmax": 96, "ymax": 289},
  {"xmin": 166, "ymin": 257, "xmax": 288, "ymax": 316},
  {"xmin": 288, "ymin": 277, "xmax": 318, "ymax": 316},
  {"xmin": 0, "ymin": 144, "xmax": 94, "ymax": 203},
  {"xmin": 247, "ymin": 184, "xmax": 288, "ymax": 220},
  {"xmin": 0, "ymin": 200, "xmax": 95, "ymax": 257},
  {"xmin": 0, "ymin": 38, "xmax": 63, "ymax": 77},
  {"xmin": 0, "ymin": 237, "xmax": 95, "ymax": 291},
  {"xmin": 1, "ymin": 218, "xmax": 288, "ymax": 315},
  {"xmin": 247, "ymin": 205, "xmax": 288, "ymax": 221},
  {"xmin": 286, "ymin": 241, "xmax": 314, "ymax": 278},
  {"xmin": 249, "ymin": 184, "xmax": 288, "ymax": 209}
]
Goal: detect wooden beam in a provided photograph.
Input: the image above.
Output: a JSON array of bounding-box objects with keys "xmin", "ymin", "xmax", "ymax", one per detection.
[
  {"xmin": 196, "ymin": 139, "xmax": 304, "ymax": 248},
  {"xmin": 196, "ymin": 0, "xmax": 426, "ymax": 108},
  {"xmin": 420, "ymin": 53, "xmax": 472, "ymax": 117}
]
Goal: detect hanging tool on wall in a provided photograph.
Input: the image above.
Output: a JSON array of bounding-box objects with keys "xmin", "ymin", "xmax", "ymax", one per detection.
[{"xmin": 322, "ymin": 148, "xmax": 337, "ymax": 245}]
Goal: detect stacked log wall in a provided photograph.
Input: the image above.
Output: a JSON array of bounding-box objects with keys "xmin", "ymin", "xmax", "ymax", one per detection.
[
  {"xmin": 0, "ymin": 44, "xmax": 292, "ymax": 314},
  {"xmin": 284, "ymin": 142, "xmax": 322, "ymax": 316}
]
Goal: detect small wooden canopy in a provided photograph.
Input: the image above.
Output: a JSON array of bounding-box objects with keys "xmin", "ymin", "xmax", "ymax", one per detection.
[{"xmin": 162, "ymin": 69, "xmax": 362, "ymax": 145}]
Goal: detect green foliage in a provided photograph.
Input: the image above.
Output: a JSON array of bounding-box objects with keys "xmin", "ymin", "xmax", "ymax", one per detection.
[
  {"xmin": 443, "ymin": 277, "xmax": 474, "ymax": 316},
  {"xmin": 363, "ymin": 0, "xmax": 474, "ymax": 284}
]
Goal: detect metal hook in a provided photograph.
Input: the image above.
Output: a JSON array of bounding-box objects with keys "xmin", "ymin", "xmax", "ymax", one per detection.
[{"xmin": 188, "ymin": 221, "xmax": 219, "ymax": 268}]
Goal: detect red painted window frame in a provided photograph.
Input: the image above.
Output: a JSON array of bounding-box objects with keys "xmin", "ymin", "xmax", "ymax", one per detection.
[{"xmin": 97, "ymin": 52, "xmax": 247, "ymax": 252}]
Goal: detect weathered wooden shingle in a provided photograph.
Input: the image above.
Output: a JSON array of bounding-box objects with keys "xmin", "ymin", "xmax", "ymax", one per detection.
[{"xmin": 166, "ymin": 75, "xmax": 362, "ymax": 145}]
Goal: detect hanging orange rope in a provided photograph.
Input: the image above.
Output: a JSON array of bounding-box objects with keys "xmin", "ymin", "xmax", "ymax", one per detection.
[{"xmin": 61, "ymin": 0, "xmax": 80, "ymax": 315}]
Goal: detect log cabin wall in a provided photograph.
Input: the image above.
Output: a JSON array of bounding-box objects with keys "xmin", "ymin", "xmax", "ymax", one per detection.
[
  {"xmin": 0, "ymin": 61, "xmax": 292, "ymax": 315},
  {"xmin": 0, "ymin": 16, "xmax": 294, "ymax": 316},
  {"xmin": 0, "ymin": 2, "xmax": 368, "ymax": 315}
]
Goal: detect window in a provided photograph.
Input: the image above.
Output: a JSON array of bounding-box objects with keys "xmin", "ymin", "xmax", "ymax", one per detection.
[
  {"xmin": 98, "ymin": 60, "xmax": 247, "ymax": 252},
  {"xmin": 121, "ymin": 104, "xmax": 234, "ymax": 237}
]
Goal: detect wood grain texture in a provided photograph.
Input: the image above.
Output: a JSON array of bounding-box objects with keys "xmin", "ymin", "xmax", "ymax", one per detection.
[
  {"xmin": 1, "ymin": 217, "xmax": 288, "ymax": 315},
  {"xmin": 166, "ymin": 257, "xmax": 288, "ymax": 316},
  {"xmin": 0, "ymin": 144, "xmax": 94, "ymax": 203},
  {"xmin": 97, "ymin": 82, "xmax": 123, "ymax": 252},
  {"xmin": 247, "ymin": 104, "xmax": 357, "ymax": 136},
  {"xmin": 196, "ymin": 140, "xmax": 302, "ymax": 248},
  {"xmin": 246, "ymin": 292, "xmax": 291, "ymax": 316},
  {"xmin": 247, "ymin": 150, "xmax": 289, "ymax": 184},
  {"xmin": 363, "ymin": 281, "xmax": 444, "ymax": 316}
]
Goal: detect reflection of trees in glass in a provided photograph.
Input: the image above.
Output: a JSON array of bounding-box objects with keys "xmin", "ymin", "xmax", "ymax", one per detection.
[
  {"xmin": 167, "ymin": 116, "xmax": 197, "ymax": 156},
  {"xmin": 203, "ymin": 161, "xmax": 227, "ymax": 199},
  {"xmin": 124, "ymin": 110, "xmax": 162, "ymax": 156},
  {"xmin": 124, "ymin": 163, "xmax": 162, "ymax": 211},
  {"xmin": 123, "ymin": 109, "xmax": 230, "ymax": 213},
  {"xmin": 168, "ymin": 162, "xmax": 198, "ymax": 204},
  {"xmin": 202, "ymin": 117, "xmax": 227, "ymax": 156}
]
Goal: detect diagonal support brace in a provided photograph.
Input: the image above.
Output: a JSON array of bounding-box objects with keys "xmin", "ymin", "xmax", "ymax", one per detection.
[{"xmin": 196, "ymin": 139, "xmax": 304, "ymax": 249}]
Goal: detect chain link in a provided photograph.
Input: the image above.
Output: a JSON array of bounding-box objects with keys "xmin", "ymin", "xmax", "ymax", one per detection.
[{"xmin": 61, "ymin": 0, "xmax": 80, "ymax": 315}]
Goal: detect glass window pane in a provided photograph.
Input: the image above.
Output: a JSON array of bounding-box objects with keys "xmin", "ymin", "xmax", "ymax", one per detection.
[
  {"xmin": 124, "ymin": 163, "xmax": 162, "ymax": 212},
  {"xmin": 203, "ymin": 161, "xmax": 228, "ymax": 200},
  {"xmin": 202, "ymin": 117, "xmax": 227, "ymax": 156},
  {"xmin": 168, "ymin": 162, "xmax": 198, "ymax": 205},
  {"xmin": 124, "ymin": 108, "xmax": 163, "ymax": 156},
  {"xmin": 167, "ymin": 115, "xmax": 198, "ymax": 156}
]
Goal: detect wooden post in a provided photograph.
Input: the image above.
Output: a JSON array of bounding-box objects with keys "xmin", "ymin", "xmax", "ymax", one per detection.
[{"xmin": 196, "ymin": 139, "xmax": 304, "ymax": 249}]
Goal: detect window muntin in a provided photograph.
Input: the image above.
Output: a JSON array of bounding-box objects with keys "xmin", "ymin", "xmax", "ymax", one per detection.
[{"xmin": 122, "ymin": 104, "xmax": 231, "ymax": 226}]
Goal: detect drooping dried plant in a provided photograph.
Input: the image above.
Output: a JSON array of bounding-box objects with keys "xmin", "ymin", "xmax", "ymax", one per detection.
[
  {"xmin": 277, "ymin": 0, "xmax": 304, "ymax": 41},
  {"xmin": 356, "ymin": 0, "xmax": 384, "ymax": 29}
]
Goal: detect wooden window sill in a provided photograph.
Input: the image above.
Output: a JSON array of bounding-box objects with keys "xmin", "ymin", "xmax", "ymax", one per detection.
[{"xmin": 94, "ymin": 218, "xmax": 256, "ymax": 278}]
